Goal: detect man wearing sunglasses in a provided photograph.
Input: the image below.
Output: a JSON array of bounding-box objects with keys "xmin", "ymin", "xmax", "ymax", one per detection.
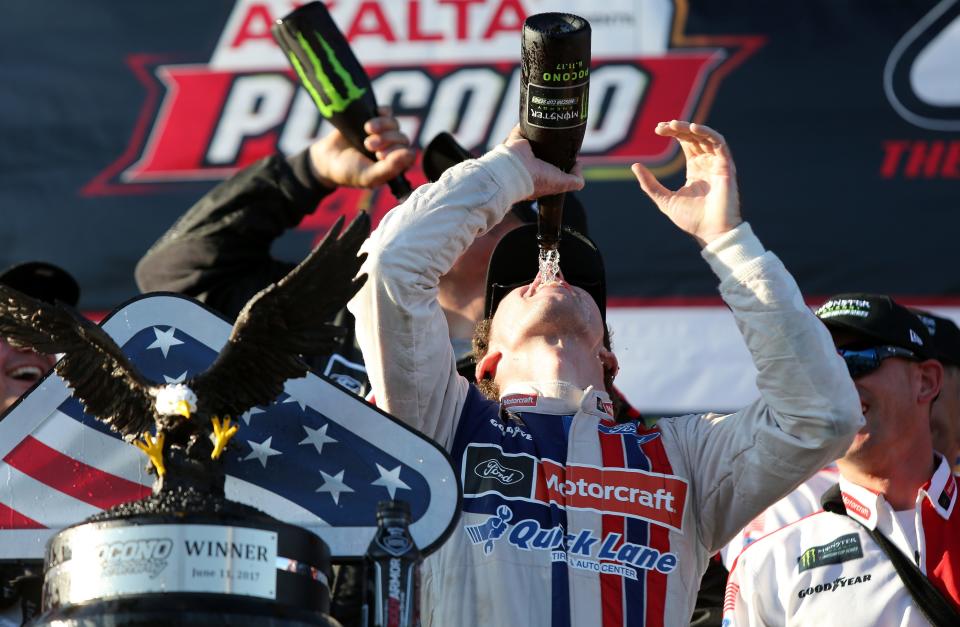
[
  {"xmin": 915, "ymin": 311, "xmax": 960, "ymax": 471},
  {"xmin": 350, "ymin": 120, "xmax": 864, "ymax": 627},
  {"xmin": 724, "ymin": 293, "xmax": 960, "ymax": 625}
]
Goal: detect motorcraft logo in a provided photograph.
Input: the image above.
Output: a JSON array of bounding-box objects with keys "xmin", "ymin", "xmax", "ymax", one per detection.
[
  {"xmin": 97, "ymin": 537, "xmax": 173, "ymax": 578},
  {"xmin": 841, "ymin": 493, "xmax": 872, "ymax": 521},
  {"xmin": 536, "ymin": 460, "xmax": 687, "ymax": 532},
  {"xmin": 474, "ymin": 458, "xmax": 525, "ymax": 485},
  {"xmin": 85, "ymin": 0, "xmax": 763, "ymax": 225},
  {"xmin": 797, "ymin": 533, "xmax": 863, "ymax": 573}
]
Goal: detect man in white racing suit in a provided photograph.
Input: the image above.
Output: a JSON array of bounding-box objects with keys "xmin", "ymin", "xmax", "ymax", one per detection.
[
  {"xmin": 349, "ymin": 121, "xmax": 863, "ymax": 626},
  {"xmin": 723, "ymin": 294, "xmax": 960, "ymax": 626}
]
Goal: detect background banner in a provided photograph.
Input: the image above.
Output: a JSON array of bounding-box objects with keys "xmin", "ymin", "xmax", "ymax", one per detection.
[{"xmin": 2, "ymin": 0, "xmax": 958, "ymax": 413}]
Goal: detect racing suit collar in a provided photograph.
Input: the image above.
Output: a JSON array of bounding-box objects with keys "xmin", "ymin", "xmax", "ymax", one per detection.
[
  {"xmin": 500, "ymin": 382, "xmax": 614, "ymax": 418},
  {"xmin": 837, "ymin": 453, "xmax": 956, "ymax": 529}
]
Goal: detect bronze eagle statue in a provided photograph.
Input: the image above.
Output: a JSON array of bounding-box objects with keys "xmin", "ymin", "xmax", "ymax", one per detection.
[{"xmin": 0, "ymin": 213, "xmax": 369, "ymax": 491}]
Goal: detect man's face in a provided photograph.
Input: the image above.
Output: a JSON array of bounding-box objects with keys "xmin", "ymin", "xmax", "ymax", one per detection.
[
  {"xmin": 931, "ymin": 365, "xmax": 960, "ymax": 466},
  {"xmin": 489, "ymin": 276, "xmax": 604, "ymax": 351},
  {"xmin": 832, "ymin": 331, "xmax": 931, "ymax": 465},
  {"xmin": 0, "ymin": 339, "xmax": 55, "ymax": 413}
]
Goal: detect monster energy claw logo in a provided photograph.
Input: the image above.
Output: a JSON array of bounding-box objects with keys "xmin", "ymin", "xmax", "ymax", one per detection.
[
  {"xmin": 289, "ymin": 30, "xmax": 367, "ymax": 118},
  {"xmin": 797, "ymin": 533, "xmax": 863, "ymax": 572}
]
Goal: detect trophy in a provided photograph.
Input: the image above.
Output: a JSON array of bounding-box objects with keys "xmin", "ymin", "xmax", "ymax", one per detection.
[{"xmin": 0, "ymin": 215, "xmax": 370, "ymax": 625}]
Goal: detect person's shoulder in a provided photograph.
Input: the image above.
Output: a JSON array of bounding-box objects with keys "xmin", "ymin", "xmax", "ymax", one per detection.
[{"xmin": 729, "ymin": 509, "xmax": 837, "ymax": 574}]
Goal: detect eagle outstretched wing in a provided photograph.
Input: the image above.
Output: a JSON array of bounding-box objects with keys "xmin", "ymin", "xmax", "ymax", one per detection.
[
  {"xmin": 0, "ymin": 285, "xmax": 157, "ymax": 439},
  {"xmin": 190, "ymin": 211, "xmax": 370, "ymax": 418}
]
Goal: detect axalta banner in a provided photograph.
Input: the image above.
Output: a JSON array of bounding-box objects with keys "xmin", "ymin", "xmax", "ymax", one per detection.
[{"xmin": 1, "ymin": 0, "xmax": 958, "ymax": 413}]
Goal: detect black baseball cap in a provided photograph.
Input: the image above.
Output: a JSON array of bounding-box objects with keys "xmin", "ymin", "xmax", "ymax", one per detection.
[
  {"xmin": 422, "ymin": 131, "xmax": 588, "ymax": 235},
  {"xmin": 0, "ymin": 261, "xmax": 80, "ymax": 307},
  {"xmin": 484, "ymin": 224, "xmax": 605, "ymax": 321},
  {"xmin": 815, "ymin": 293, "xmax": 932, "ymax": 358},
  {"xmin": 913, "ymin": 310, "xmax": 960, "ymax": 366}
]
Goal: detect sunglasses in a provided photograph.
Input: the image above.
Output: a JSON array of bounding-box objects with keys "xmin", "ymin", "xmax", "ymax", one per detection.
[{"xmin": 837, "ymin": 345, "xmax": 919, "ymax": 379}]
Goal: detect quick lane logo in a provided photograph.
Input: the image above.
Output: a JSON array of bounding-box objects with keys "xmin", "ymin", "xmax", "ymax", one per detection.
[
  {"xmin": 462, "ymin": 444, "xmax": 535, "ymax": 499},
  {"xmin": 535, "ymin": 460, "xmax": 687, "ymax": 532},
  {"xmin": 797, "ymin": 533, "xmax": 863, "ymax": 572},
  {"xmin": 288, "ymin": 30, "xmax": 367, "ymax": 118}
]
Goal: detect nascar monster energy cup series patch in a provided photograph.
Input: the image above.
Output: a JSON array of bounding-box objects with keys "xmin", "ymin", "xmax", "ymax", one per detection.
[{"xmin": 797, "ymin": 533, "xmax": 863, "ymax": 572}]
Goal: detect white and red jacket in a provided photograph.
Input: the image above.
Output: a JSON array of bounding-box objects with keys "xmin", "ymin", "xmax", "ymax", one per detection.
[
  {"xmin": 349, "ymin": 146, "xmax": 863, "ymax": 626},
  {"xmin": 720, "ymin": 464, "xmax": 840, "ymax": 571},
  {"xmin": 724, "ymin": 454, "xmax": 960, "ymax": 626}
]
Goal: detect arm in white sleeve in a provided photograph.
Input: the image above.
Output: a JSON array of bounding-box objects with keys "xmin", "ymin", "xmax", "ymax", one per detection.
[
  {"xmin": 348, "ymin": 147, "xmax": 534, "ymax": 448},
  {"xmin": 658, "ymin": 222, "xmax": 863, "ymax": 552}
]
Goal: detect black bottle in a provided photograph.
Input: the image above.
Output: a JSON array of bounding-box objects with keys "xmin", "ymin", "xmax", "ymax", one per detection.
[
  {"xmin": 363, "ymin": 500, "xmax": 420, "ymax": 627},
  {"xmin": 519, "ymin": 13, "xmax": 591, "ymax": 249},
  {"xmin": 273, "ymin": 2, "xmax": 412, "ymax": 200}
]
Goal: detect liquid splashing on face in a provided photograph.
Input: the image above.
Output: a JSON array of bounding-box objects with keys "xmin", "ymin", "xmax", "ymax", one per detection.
[{"xmin": 538, "ymin": 247, "xmax": 561, "ymax": 284}]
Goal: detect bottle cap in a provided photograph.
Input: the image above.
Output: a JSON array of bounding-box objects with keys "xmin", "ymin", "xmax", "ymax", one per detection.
[{"xmin": 376, "ymin": 499, "xmax": 411, "ymax": 522}]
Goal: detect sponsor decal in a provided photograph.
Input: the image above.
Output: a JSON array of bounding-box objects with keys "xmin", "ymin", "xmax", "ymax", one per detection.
[
  {"xmin": 464, "ymin": 505, "xmax": 678, "ymax": 578},
  {"xmin": 488, "ymin": 417, "xmax": 532, "ymax": 441},
  {"xmin": 86, "ymin": 0, "xmax": 763, "ymax": 223},
  {"xmin": 462, "ymin": 446, "xmax": 687, "ymax": 531},
  {"xmin": 797, "ymin": 533, "xmax": 863, "ymax": 572},
  {"xmin": 97, "ymin": 537, "xmax": 173, "ymax": 578},
  {"xmin": 536, "ymin": 460, "xmax": 687, "ymax": 531},
  {"xmin": 596, "ymin": 421, "xmax": 661, "ymax": 445},
  {"xmin": 501, "ymin": 393, "xmax": 538, "ymax": 408},
  {"xmin": 376, "ymin": 525, "xmax": 414, "ymax": 557},
  {"xmin": 595, "ymin": 397, "xmax": 614, "ymax": 416},
  {"xmin": 474, "ymin": 459, "xmax": 525, "ymax": 486},
  {"xmin": 464, "ymin": 504, "xmax": 513, "ymax": 554},
  {"xmin": 909, "ymin": 329, "xmax": 924, "ymax": 346},
  {"xmin": 797, "ymin": 573, "xmax": 872, "ymax": 599},
  {"xmin": 462, "ymin": 444, "xmax": 535, "ymax": 499},
  {"xmin": 880, "ymin": 0, "xmax": 960, "ymax": 178},
  {"xmin": 816, "ymin": 299, "xmax": 871, "ymax": 319},
  {"xmin": 841, "ymin": 493, "xmax": 872, "ymax": 521}
]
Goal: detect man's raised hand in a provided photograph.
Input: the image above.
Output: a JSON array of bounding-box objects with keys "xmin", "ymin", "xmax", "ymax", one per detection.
[
  {"xmin": 309, "ymin": 107, "xmax": 416, "ymax": 190},
  {"xmin": 503, "ymin": 126, "xmax": 585, "ymax": 199},
  {"xmin": 632, "ymin": 120, "xmax": 742, "ymax": 247}
]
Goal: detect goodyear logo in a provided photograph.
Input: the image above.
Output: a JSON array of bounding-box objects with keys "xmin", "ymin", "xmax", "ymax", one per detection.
[{"xmin": 797, "ymin": 533, "xmax": 863, "ymax": 572}]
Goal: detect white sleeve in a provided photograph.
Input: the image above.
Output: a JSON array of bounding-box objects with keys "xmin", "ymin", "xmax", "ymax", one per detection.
[
  {"xmin": 659, "ymin": 223, "xmax": 863, "ymax": 552},
  {"xmin": 348, "ymin": 146, "xmax": 534, "ymax": 448}
]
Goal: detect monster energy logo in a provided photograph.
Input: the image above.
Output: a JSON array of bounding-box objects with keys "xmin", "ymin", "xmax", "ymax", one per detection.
[
  {"xmin": 288, "ymin": 30, "xmax": 367, "ymax": 118},
  {"xmin": 797, "ymin": 533, "xmax": 863, "ymax": 572}
]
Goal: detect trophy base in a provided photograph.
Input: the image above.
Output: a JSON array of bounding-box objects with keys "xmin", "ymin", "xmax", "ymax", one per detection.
[
  {"xmin": 32, "ymin": 593, "xmax": 342, "ymax": 626},
  {"xmin": 35, "ymin": 487, "xmax": 337, "ymax": 626}
]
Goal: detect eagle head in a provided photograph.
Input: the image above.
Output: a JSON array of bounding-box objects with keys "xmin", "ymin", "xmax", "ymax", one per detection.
[{"xmin": 155, "ymin": 384, "xmax": 198, "ymax": 419}]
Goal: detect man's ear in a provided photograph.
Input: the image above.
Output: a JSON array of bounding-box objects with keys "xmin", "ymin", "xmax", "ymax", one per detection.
[
  {"xmin": 476, "ymin": 350, "xmax": 503, "ymax": 382},
  {"xmin": 918, "ymin": 359, "xmax": 944, "ymax": 405},
  {"xmin": 599, "ymin": 347, "xmax": 619, "ymax": 381}
]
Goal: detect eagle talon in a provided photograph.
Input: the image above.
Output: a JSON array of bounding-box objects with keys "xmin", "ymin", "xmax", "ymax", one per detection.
[
  {"xmin": 134, "ymin": 432, "xmax": 166, "ymax": 477},
  {"xmin": 211, "ymin": 416, "xmax": 239, "ymax": 460}
]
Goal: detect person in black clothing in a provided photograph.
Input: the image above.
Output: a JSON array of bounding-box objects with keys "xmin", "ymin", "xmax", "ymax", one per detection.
[{"xmin": 135, "ymin": 112, "xmax": 416, "ymax": 397}]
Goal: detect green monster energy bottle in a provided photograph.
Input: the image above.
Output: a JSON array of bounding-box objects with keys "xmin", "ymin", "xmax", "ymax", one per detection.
[
  {"xmin": 273, "ymin": 2, "xmax": 413, "ymax": 200},
  {"xmin": 520, "ymin": 13, "xmax": 591, "ymax": 261}
]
